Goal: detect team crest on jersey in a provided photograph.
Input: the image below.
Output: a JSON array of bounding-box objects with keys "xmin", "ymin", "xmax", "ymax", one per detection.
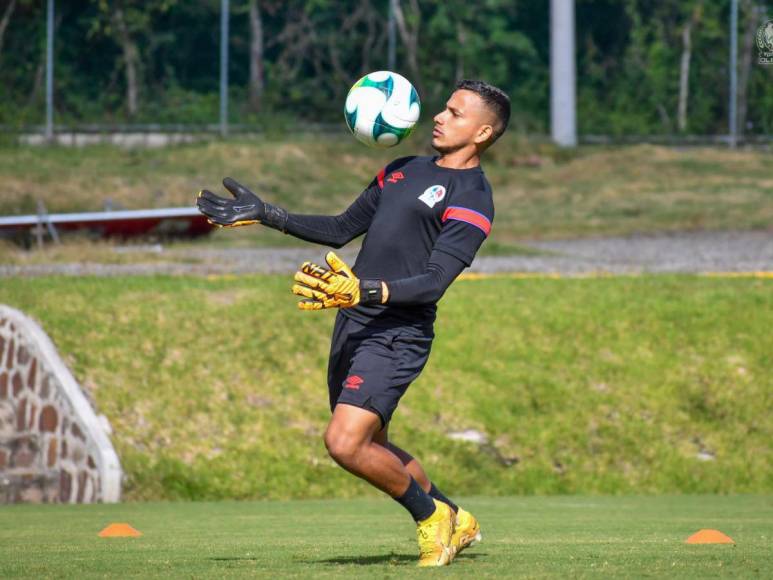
[{"xmin": 418, "ymin": 185, "xmax": 446, "ymax": 208}]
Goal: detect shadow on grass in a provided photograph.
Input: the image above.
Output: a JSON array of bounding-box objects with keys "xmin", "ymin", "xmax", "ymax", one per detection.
[
  {"xmin": 208, "ymin": 557, "xmax": 260, "ymax": 562},
  {"xmin": 315, "ymin": 552, "xmax": 486, "ymax": 566}
]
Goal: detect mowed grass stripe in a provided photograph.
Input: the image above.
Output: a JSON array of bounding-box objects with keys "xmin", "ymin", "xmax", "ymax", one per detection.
[
  {"xmin": 0, "ymin": 275, "xmax": 770, "ymax": 500},
  {"xmin": 0, "ymin": 496, "xmax": 770, "ymax": 578}
]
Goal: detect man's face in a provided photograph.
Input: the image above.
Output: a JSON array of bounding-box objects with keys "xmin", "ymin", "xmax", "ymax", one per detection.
[{"xmin": 432, "ymin": 90, "xmax": 494, "ymax": 153}]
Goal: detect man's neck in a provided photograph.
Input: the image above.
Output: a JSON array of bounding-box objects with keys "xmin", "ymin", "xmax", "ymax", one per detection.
[{"xmin": 434, "ymin": 146, "xmax": 481, "ymax": 170}]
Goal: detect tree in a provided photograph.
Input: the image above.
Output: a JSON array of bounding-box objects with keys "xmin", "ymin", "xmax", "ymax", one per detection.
[
  {"xmin": 392, "ymin": 0, "xmax": 423, "ymax": 96},
  {"xmin": 678, "ymin": 2, "xmax": 703, "ymax": 132},
  {"xmin": 248, "ymin": 0, "xmax": 264, "ymax": 112},
  {"xmin": 90, "ymin": 0, "xmax": 178, "ymax": 118},
  {"xmin": 111, "ymin": 3, "xmax": 141, "ymax": 117},
  {"xmin": 0, "ymin": 0, "xmax": 18, "ymax": 64},
  {"xmin": 1, "ymin": 0, "xmax": 772, "ymax": 134}
]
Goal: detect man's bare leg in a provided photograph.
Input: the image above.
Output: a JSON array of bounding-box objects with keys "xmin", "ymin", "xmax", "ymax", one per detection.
[
  {"xmin": 325, "ymin": 406, "xmax": 450, "ymax": 503},
  {"xmin": 374, "ymin": 425, "xmax": 459, "ymax": 513},
  {"xmin": 324, "ymin": 403, "xmax": 413, "ymax": 496},
  {"xmin": 325, "ymin": 403, "xmax": 447, "ymax": 523},
  {"xmin": 373, "ymin": 424, "xmax": 480, "ymax": 559},
  {"xmin": 373, "ymin": 425, "xmax": 431, "ymax": 490},
  {"xmin": 325, "ymin": 403, "xmax": 456, "ymax": 566}
]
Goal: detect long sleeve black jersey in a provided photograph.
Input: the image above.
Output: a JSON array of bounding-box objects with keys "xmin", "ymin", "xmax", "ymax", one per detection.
[{"xmin": 284, "ymin": 155, "xmax": 494, "ymax": 327}]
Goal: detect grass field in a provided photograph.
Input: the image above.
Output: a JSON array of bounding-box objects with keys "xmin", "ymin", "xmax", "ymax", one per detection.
[
  {"xmin": 1, "ymin": 139, "xmax": 771, "ymax": 243},
  {"xmin": 1, "ymin": 495, "xmax": 770, "ymax": 578},
  {"xmin": 0, "ymin": 274, "xmax": 770, "ymax": 500}
]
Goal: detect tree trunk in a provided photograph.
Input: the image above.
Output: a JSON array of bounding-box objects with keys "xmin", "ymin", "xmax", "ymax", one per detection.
[
  {"xmin": 0, "ymin": 0, "xmax": 18, "ymax": 63},
  {"xmin": 392, "ymin": 0, "xmax": 423, "ymax": 94},
  {"xmin": 737, "ymin": 1, "xmax": 760, "ymax": 135},
  {"xmin": 677, "ymin": 20, "xmax": 692, "ymax": 132},
  {"xmin": 677, "ymin": 3, "xmax": 704, "ymax": 133},
  {"xmin": 112, "ymin": 6, "xmax": 140, "ymax": 118},
  {"xmin": 248, "ymin": 0, "xmax": 264, "ymax": 112},
  {"xmin": 359, "ymin": 0, "xmax": 377, "ymax": 75},
  {"xmin": 27, "ymin": 59, "xmax": 45, "ymax": 107},
  {"xmin": 455, "ymin": 21, "xmax": 466, "ymax": 82}
]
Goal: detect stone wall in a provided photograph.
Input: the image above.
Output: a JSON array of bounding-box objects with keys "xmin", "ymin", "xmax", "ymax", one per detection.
[{"xmin": 0, "ymin": 305, "xmax": 121, "ymax": 503}]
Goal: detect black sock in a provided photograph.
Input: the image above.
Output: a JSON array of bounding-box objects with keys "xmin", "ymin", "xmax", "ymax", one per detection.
[
  {"xmin": 395, "ymin": 477, "xmax": 436, "ymax": 522},
  {"xmin": 428, "ymin": 482, "xmax": 459, "ymax": 513}
]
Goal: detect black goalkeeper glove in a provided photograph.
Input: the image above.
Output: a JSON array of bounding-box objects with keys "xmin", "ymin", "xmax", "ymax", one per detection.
[{"xmin": 197, "ymin": 177, "xmax": 288, "ymax": 230}]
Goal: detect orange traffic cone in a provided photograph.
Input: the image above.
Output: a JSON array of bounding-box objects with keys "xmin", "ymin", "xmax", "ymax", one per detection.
[
  {"xmin": 98, "ymin": 523, "xmax": 143, "ymax": 538},
  {"xmin": 685, "ymin": 529, "xmax": 734, "ymax": 544}
]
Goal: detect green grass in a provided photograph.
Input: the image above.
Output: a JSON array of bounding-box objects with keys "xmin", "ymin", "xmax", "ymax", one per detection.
[
  {"xmin": 1, "ymin": 138, "xmax": 771, "ymax": 242},
  {"xmin": 0, "ymin": 496, "xmax": 770, "ymax": 578},
  {"xmin": 0, "ymin": 275, "xmax": 771, "ymax": 500}
]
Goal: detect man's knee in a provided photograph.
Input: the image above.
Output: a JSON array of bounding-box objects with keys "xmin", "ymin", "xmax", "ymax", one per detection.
[
  {"xmin": 325, "ymin": 403, "xmax": 382, "ymax": 467},
  {"xmin": 324, "ymin": 425, "xmax": 361, "ymax": 467}
]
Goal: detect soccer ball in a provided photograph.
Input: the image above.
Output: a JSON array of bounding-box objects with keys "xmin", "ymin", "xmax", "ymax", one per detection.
[{"xmin": 344, "ymin": 71, "xmax": 421, "ymax": 148}]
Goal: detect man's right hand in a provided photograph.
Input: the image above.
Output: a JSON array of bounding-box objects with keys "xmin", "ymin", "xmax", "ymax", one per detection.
[{"xmin": 197, "ymin": 177, "xmax": 266, "ymax": 227}]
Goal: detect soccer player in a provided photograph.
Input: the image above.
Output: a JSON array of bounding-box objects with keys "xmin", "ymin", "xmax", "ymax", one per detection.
[{"xmin": 197, "ymin": 80, "xmax": 510, "ymax": 567}]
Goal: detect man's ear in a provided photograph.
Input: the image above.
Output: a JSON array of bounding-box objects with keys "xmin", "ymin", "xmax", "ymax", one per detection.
[{"xmin": 474, "ymin": 124, "xmax": 494, "ymax": 146}]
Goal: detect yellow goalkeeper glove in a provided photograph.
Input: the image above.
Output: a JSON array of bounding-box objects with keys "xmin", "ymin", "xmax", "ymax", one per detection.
[{"xmin": 291, "ymin": 251, "xmax": 387, "ymax": 310}]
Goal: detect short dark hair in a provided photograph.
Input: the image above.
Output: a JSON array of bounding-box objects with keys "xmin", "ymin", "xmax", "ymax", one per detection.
[{"xmin": 456, "ymin": 79, "xmax": 511, "ymax": 144}]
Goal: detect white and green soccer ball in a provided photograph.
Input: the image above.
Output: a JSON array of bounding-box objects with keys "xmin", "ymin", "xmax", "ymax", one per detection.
[{"xmin": 344, "ymin": 71, "xmax": 421, "ymax": 148}]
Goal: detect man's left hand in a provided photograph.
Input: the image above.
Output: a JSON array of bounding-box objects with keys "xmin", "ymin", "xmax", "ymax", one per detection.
[{"xmin": 292, "ymin": 252, "xmax": 385, "ymax": 310}]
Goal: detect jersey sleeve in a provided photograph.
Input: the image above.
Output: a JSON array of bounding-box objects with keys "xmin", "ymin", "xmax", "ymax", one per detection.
[
  {"xmin": 283, "ymin": 166, "xmax": 387, "ymax": 248},
  {"xmin": 385, "ymin": 249, "xmax": 467, "ymax": 305},
  {"xmin": 433, "ymin": 189, "xmax": 494, "ymax": 266}
]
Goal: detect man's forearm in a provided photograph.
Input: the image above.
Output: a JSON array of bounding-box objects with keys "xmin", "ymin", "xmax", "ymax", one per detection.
[
  {"xmin": 281, "ymin": 184, "xmax": 380, "ymax": 248},
  {"xmin": 198, "ymin": 177, "xmax": 380, "ymax": 247},
  {"xmin": 283, "ymin": 213, "xmax": 363, "ymax": 248},
  {"xmin": 384, "ymin": 250, "xmax": 466, "ymax": 306}
]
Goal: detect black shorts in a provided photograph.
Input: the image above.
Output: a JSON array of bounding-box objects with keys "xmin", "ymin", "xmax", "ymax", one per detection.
[{"xmin": 327, "ymin": 311, "xmax": 434, "ymax": 427}]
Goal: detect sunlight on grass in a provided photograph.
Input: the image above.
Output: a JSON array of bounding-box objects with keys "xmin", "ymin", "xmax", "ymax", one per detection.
[
  {"xmin": 1, "ymin": 140, "xmax": 770, "ymax": 242},
  {"xmin": 0, "ymin": 275, "xmax": 769, "ymax": 500},
  {"xmin": 0, "ymin": 496, "xmax": 770, "ymax": 578}
]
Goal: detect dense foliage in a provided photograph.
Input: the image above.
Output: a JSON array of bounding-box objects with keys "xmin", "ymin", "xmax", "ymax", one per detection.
[{"xmin": 1, "ymin": 0, "xmax": 772, "ymax": 134}]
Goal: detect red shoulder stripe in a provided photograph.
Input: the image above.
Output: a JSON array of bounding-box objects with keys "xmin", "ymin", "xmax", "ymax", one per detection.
[
  {"xmin": 377, "ymin": 167, "xmax": 386, "ymax": 189},
  {"xmin": 441, "ymin": 206, "xmax": 492, "ymax": 236}
]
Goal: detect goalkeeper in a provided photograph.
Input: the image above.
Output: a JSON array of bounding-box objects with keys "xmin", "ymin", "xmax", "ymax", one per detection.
[{"xmin": 197, "ymin": 80, "xmax": 509, "ymax": 567}]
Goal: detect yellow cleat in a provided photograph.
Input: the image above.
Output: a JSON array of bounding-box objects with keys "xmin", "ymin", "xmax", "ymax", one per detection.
[
  {"xmin": 450, "ymin": 507, "xmax": 482, "ymax": 559},
  {"xmin": 416, "ymin": 499, "xmax": 454, "ymax": 567}
]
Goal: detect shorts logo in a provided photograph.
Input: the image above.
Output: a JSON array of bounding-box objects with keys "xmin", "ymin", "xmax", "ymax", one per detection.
[
  {"xmin": 344, "ymin": 375, "xmax": 364, "ymax": 390},
  {"xmin": 418, "ymin": 185, "xmax": 446, "ymax": 208},
  {"xmin": 387, "ymin": 171, "xmax": 405, "ymax": 184}
]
